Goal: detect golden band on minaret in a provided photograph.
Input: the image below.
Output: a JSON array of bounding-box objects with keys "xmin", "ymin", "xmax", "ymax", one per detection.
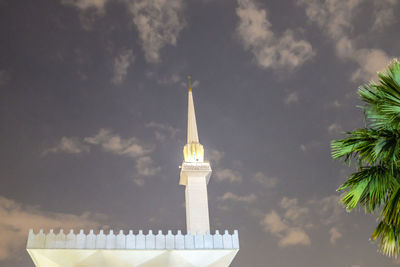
[{"xmin": 188, "ymin": 75, "xmax": 192, "ymax": 92}]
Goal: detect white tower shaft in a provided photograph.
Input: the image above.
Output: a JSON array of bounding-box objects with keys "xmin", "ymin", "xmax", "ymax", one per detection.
[{"xmin": 180, "ymin": 79, "xmax": 211, "ymax": 234}]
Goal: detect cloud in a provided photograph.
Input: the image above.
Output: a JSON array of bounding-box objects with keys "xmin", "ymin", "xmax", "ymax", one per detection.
[
  {"xmin": 127, "ymin": 0, "xmax": 186, "ymax": 63},
  {"xmin": 145, "ymin": 121, "xmax": 180, "ymax": 143},
  {"xmin": 349, "ymin": 48, "xmax": 391, "ymax": 82},
  {"xmin": 180, "ymin": 79, "xmax": 200, "ymax": 89},
  {"xmin": 45, "ymin": 129, "xmax": 159, "ymax": 185},
  {"xmin": 280, "ymin": 197, "xmax": 309, "ymax": 222},
  {"xmin": 309, "ymin": 195, "xmax": 344, "ymax": 225},
  {"xmin": 296, "ymin": 0, "xmax": 361, "ymax": 40},
  {"xmin": 153, "ymin": 73, "xmax": 182, "ymax": 85},
  {"xmin": 236, "ymin": 0, "xmax": 314, "ymax": 70},
  {"xmin": 62, "ymin": 0, "xmax": 186, "ymax": 62},
  {"xmin": 84, "ymin": 128, "xmax": 152, "ymax": 158},
  {"xmin": 133, "ymin": 178, "xmax": 145, "ymax": 187},
  {"xmin": 297, "ymin": 0, "xmax": 394, "ymax": 82},
  {"xmin": 111, "ymin": 49, "xmax": 135, "ymax": 85},
  {"xmin": 262, "ymin": 210, "xmax": 287, "ymax": 233},
  {"xmin": 372, "ymin": 0, "xmax": 397, "ymax": 30},
  {"xmin": 85, "ymin": 129, "xmax": 159, "ymax": 180},
  {"xmin": 261, "ymin": 197, "xmax": 311, "ymax": 247},
  {"xmin": 0, "ymin": 195, "xmax": 106, "ymax": 261},
  {"xmin": 44, "ymin": 137, "xmax": 90, "ymax": 155},
  {"xmin": 261, "ymin": 210, "xmax": 311, "ymax": 247},
  {"xmin": 61, "ymin": 0, "xmax": 110, "ymax": 30},
  {"xmin": 299, "ymin": 140, "xmax": 320, "ymax": 153},
  {"xmin": 261, "ymin": 195, "xmax": 344, "ymax": 247},
  {"xmin": 207, "ymin": 148, "xmax": 224, "ymax": 165},
  {"xmin": 326, "ymin": 100, "xmax": 341, "ymax": 109},
  {"xmin": 336, "ymin": 37, "xmax": 391, "ymax": 82},
  {"xmin": 284, "ymin": 92, "xmax": 298, "ymax": 104},
  {"xmin": 279, "ymin": 227, "xmax": 312, "ymax": 247},
  {"xmin": 328, "ymin": 122, "xmax": 343, "ymax": 134},
  {"xmin": 219, "ymin": 192, "xmax": 257, "ymax": 203},
  {"xmin": 329, "ymin": 227, "xmax": 342, "ymax": 244},
  {"xmin": 61, "ymin": 0, "xmax": 109, "ymax": 12},
  {"xmin": 253, "ymin": 171, "xmax": 278, "ymax": 188},
  {"xmin": 214, "ymin": 168, "xmax": 242, "ymax": 183},
  {"xmin": 206, "ymin": 148, "xmax": 242, "ymax": 183},
  {"xmin": 135, "ymin": 156, "xmax": 161, "ymax": 176}
]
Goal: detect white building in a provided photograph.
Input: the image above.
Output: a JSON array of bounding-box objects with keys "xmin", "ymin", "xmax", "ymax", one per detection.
[{"xmin": 26, "ymin": 79, "xmax": 239, "ymax": 266}]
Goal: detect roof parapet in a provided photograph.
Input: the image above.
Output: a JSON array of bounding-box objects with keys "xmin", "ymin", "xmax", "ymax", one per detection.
[{"xmin": 27, "ymin": 229, "xmax": 239, "ymax": 250}]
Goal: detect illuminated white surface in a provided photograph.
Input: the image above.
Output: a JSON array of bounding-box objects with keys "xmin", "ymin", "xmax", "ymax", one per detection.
[
  {"xmin": 180, "ymin": 87, "xmax": 212, "ymax": 234},
  {"xmin": 27, "ymin": 229, "xmax": 239, "ymax": 267}
]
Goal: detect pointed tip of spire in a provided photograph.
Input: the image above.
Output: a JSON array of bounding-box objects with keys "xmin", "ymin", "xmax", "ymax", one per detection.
[{"xmin": 188, "ymin": 75, "xmax": 192, "ymax": 92}]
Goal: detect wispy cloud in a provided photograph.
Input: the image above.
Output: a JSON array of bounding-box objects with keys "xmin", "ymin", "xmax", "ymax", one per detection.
[
  {"xmin": 180, "ymin": 79, "xmax": 199, "ymax": 89},
  {"xmin": 61, "ymin": 0, "xmax": 109, "ymax": 12},
  {"xmin": 44, "ymin": 137, "xmax": 90, "ymax": 155},
  {"xmin": 236, "ymin": 0, "xmax": 314, "ymax": 70},
  {"xmin": 261, "ymin": 197, "xmax": 311, "ymax": 247},
  {"xmin": 45, "ymin": 129, "xmax": 159, "ymax": 185},
  {"xmin": 84, "ymin": 128, "xmax": 152, "ymax": 158},
  {"xmin": 127, "ymin": 0, "xmax": 186, "ymax": 63},
  {"xmin": 62, "ymin": 0, "xmax": 186, "ymax": 63},
  {"xmin": 219, "ymin": 192, "xmax": 257, "ymax": 204},
  {"xmin": 326, "ymin": 100, "xmax": 341, "ymax": 109},
  {"xmin": 299, "ymin": 140, "xmax": 321, "ymax": 153},
  {"xmin": 309, "ymin": 195, "xmax": 344, "ymax": 225},
  {"xmin": 328, "ymin": 122, "xmax": 343, "ymax": 134},
  {"xmin": 260, "ymin": 195, "xmax": 345, "ymax": 247},
  {"xmin": 284, "ymin": 92, "xmax": 299, "ymax": 105},
  {"xmin": 253, "ymin": 171, "xmax": 277, "ymax": 188},
  {"xmin": 207, "ymin": 148, "xmax": 243, "ymax": 183},
  {"xmin": 207, "ymin": 148, "xmax": 224, "ymax": 165},
  {"xmin": 111, "ymin": 49, "xmax": 135, "ymax": 85},
  {"xmin": 135, "ymin": 156, "xmax": 161, "ymax": 176},
  {"xmin": 329, "ymin": 226, "xmax": 342, "ymax": 244},
  {"xmin": 336, "ymin": 37, "xmax": 391, "ymax": 82},
  {"xmin": 85, "ymin": 129, "xmax": 160, "ymax": 179},
  {"xmin": 145, "ymin": 121, "xmax": 180, "ymax": 143},
  {"xmin": 0, "ymin": 195, "xmax": 106, "ymax": 261},
  {"xmin": 297, "ymin": 0, "xmax": 394, "ymax": 82},
  {"xmin": 372, "ymin": 0, "xmax": 397, "ymax": 30},
  {"xmin": 214, "ymin": 168, "xmax": 242, "ymax": 183},
  {"xmin": 261, "ymin": 210, "xmax": 311, "ymax": 247}
]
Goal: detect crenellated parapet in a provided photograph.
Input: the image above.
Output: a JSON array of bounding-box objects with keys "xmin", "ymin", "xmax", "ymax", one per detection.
[{"xmin": 27, "ymin": 229, "xmax": 239, "ymax": 250}]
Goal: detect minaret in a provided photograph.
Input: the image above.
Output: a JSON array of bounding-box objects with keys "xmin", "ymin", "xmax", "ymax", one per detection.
[{"xmin": 180, "ymin": 76, "xmax": 212, "ymax": 234}]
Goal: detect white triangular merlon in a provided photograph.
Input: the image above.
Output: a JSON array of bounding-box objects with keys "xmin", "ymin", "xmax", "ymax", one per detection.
[{"xmin": 27, "ymin": 229, "xmax": 239, "ymax": 250}]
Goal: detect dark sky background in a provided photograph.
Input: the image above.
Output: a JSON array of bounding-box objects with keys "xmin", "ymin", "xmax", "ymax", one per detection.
[{"xmin": 0, "ymin": 0, "xmax": 400, "ymax": 266}]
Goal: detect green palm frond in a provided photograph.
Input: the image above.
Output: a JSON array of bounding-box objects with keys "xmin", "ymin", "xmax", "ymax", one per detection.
[
  {"xmin": 371, "ymin": 220, "xmax": 400, "ymax": 257},
  {"xmin": 360, "ymin": 60, "xmax": 400, "ymax": 129},
  {"xmin": 338, "ymin": 166, "xmax": 399, "ymax": 213},
  {"xmin": 331, "ymin": 128, "xmax": 400, "ymax": 168},
  {"xmin": 382, "ymin": 186, "xmax": 400, "ymax": 227}
]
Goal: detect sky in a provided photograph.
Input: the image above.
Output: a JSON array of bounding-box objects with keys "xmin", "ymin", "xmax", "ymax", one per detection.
[{"xmin": 0, "ymin": 0, "xmax": 400, "ymax": 266}]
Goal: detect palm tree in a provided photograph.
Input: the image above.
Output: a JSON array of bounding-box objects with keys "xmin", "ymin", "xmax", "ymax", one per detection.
[{"xmin": 332, "ymin": 59, "xmax": 400, "ymax": 257}]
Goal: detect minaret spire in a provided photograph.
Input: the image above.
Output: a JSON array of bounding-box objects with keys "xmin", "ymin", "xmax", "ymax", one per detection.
[
  {"xmin": 187, "ymin": 75, "xmax": 199, "ymax": 144},
  {"xmin": 183, "ymin": 76, "xmax": 204, "ymax": 162}
]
